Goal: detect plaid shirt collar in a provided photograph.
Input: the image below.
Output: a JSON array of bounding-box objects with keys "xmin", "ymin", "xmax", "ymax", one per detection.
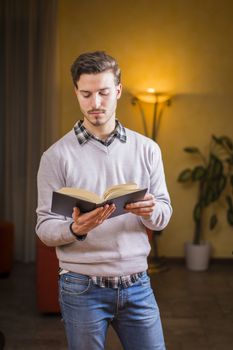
[{"xmin": 74, "ymin": 119, "xmax": 126, "ymax": 146}]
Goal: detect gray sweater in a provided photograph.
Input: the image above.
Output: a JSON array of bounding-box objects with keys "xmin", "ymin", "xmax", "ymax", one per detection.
[{"xmin": 36, "ymin": 127, "xmax": 172, "ymax": 276}]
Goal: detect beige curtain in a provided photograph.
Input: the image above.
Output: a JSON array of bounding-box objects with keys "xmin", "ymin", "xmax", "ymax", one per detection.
[{"xmin": 1, "ymin": 0, "xmax": 59, "ymax": 261}]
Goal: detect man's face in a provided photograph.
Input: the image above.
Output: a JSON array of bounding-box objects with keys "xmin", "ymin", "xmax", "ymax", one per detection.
[{"xmin": 75, "ymin": 71, "xmax": 122, "ymax": 128}]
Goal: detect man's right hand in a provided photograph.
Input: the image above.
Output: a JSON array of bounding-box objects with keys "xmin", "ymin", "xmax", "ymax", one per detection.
[{"xmin": 71, "ymin": 204, "xmax": 116, "ymax": 237}]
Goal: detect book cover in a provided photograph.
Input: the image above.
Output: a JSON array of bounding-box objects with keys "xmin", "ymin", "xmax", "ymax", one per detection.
[{"xmin": 51, "ymin": 188, "xmax": 147, "ymax": 219}]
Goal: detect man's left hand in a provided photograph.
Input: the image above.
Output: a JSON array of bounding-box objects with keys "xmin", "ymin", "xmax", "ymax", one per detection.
[{"xmin": 125, "ymin": 193, "xmax": 155, "ymax": 219}]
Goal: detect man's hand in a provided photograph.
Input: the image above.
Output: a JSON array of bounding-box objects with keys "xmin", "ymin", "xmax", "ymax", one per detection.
[
  {"xmin": 71, "ymin": 204, "xmax": 116, "ymax": 236},
  {"xmin": 125, "ymin": 193, "xmax": 155, "ymax": 219}
]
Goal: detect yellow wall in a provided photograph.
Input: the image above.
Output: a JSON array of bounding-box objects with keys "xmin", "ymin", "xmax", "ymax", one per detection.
[{"xmin": 58, "ymin": 0, "xmax": 233, "ymax": 257}]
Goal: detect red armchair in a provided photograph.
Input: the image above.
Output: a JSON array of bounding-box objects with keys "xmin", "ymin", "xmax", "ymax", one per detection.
[
  {"xmin": 36, "ymin": 237, "xmax": 60, "ymax": 313},
  {"xmin": 0, "ymin": 221, "xmax": 14, "ymax": 277}
]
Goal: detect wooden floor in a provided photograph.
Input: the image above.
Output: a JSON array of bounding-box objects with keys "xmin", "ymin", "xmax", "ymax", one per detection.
[{"xmin": 0, "ymin": 260, "xmax": 232, "ymax": 350}]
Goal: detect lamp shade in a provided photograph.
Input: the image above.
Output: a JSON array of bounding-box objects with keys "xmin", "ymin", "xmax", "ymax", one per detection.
[{"xmin": 135, "ymin": 89, "xmax": 170, "ymax": 104}]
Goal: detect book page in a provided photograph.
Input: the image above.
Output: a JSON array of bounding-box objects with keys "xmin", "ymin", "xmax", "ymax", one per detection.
[
  {"xmin": 57, "ymin": 187, "xmax": 102, "ymax": 203},
  {"xmin": 103, "ymin": 183, "xmax": 138, "ymax": 200}
]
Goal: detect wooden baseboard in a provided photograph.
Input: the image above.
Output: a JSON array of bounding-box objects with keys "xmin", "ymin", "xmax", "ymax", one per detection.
[{"xmin": 149, "ymin": 256, "xmax": 233, "ymax": 265}]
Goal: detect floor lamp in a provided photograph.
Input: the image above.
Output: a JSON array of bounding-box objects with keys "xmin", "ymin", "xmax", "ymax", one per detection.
[{"xmin": 131, "ymin": 88, "xmax": 172, "ymax": 272}]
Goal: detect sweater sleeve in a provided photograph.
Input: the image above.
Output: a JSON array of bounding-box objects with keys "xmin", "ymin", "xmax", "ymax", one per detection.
[
  {"xmin": 36, "ymin": 152, "xmax": 76, "ymax": 247},
  {"xmin": 140, "ymin": 142, "xmax": 172, "ymax": 231}
]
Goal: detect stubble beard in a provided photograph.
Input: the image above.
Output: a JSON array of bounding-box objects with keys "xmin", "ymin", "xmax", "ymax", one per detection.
[{"xmin": 84, "ymin": 110, "xmax": 115, "ymax": 128}]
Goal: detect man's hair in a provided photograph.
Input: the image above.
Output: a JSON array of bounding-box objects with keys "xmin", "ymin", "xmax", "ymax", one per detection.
[{"xmin": 70, "ymin": 51, "xmax": 121, "ymax": 87}]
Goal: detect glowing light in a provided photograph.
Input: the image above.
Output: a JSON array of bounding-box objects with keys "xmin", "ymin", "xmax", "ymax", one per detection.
[
  {"xmin": 136, "ymin": 90, "xmax": 171, "ymax": 104},
  {"xmin": 147, "ymin": 88, "xmax": 156, "ymax": 94}
]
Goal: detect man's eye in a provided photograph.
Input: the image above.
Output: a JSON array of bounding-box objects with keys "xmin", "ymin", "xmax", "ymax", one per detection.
[
  {"xmin": 82, "ymin": 94, "xmax": 90, "ymax": 98},
  {"xmin": 100, "ymin": 91, "xmax": 109, "ymax": 96}
]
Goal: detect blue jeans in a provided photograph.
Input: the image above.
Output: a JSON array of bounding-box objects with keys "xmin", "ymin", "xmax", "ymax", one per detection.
[{"xmin": 59, "ymin": 271, "xmax": 166, "ymax": 350}]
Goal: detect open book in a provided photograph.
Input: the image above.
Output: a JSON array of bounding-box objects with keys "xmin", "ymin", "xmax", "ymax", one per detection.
[{"xmin": 51, "ymin": 183, "xmax": 147, "ymax": 219}]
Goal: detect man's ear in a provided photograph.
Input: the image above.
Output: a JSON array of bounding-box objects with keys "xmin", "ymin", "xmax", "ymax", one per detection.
[{"xmin": 116, "ymin": 83, "xmax": 122, "ymax": 100}]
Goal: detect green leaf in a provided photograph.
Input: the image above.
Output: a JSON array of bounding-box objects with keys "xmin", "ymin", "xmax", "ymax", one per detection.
[
  {"xmin": 217, "ymin": 175, "xmax": 227, "ymax": 194},
  {"xmin": 221, "ymin": 136, "xmax": 233, "ymax": 150},
  {"xmin": 209, "ymin": 176, "xmax": 227, "ymax": 203},
  {"xmin": 212, "ymin": 135, "xmax": 220, "ymax": 144},
  {"xmin": 193, "ymin": 203, "xmax": 202, "ymax": 223},
  {"xmin": 210, "ymin": 177, "xmax": 226, "ymax": 202},
  {"xmin": 177, "ymin": 169, "xmax": 192, "ymax": 182},
  {"xmin": 208, "ymin": 154, "xmax": 223, "ymax": 179},
  {"xmin": 214, "ymin": 161, "xmax": 223, "ymax": 179},
  {"xmin": 203, "ymin": 186, "xmax": 215, "ymax": 206},
  {"xmin": 226, "ymin": 196, "xmax": 233, "ymax": 211},
  {"xmin": 192, "ymin": 166, "xmax": 206, "ymax": 181},
  {"xmin": 209, "ymin": 214, "xmax": 218, "ymax": 230},
  {"xmin": 183, "ymin": 147, "xmax": 200, "ymax": 154},
  {"xmin": 227, "ymin": 210, "xmax": 233, "ymax": 226},
  {"xmin": 230, "ymin": 175, "xmax": 233, "ymax": 188},
  {"xmin": 212, "ymin": 135, "xmax": 233, "ymax": 150}
]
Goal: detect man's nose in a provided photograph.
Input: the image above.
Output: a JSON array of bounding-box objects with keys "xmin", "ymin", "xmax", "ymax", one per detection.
[{"xmin": 91, "ymin": 94, "xmax": 101, "ymax": 109}]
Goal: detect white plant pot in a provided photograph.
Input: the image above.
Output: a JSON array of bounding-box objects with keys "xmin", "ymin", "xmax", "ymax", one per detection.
[{"xmin": 184, "ymin": 241, "xmax": 211, "ymax": 271}]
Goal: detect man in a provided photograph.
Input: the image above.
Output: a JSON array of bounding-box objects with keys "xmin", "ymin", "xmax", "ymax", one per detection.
[{"xmin": 36, "ymin": 51, "xmax": 172, "ymax": 350}]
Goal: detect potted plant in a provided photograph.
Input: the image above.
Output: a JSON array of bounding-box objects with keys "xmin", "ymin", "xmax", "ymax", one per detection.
[{"xmin": 178, "ymin": 135, "xmax": 233, "ymax": 271}]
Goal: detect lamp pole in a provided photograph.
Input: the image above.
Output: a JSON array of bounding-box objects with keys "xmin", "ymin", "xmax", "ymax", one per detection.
[
  {"xmin": 132, "ymin": 91, "xmax": 171, "ymax": 272},
  {"xmin": 152, "ymin": 94, "xmax": 158, "ymax": 141}
]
